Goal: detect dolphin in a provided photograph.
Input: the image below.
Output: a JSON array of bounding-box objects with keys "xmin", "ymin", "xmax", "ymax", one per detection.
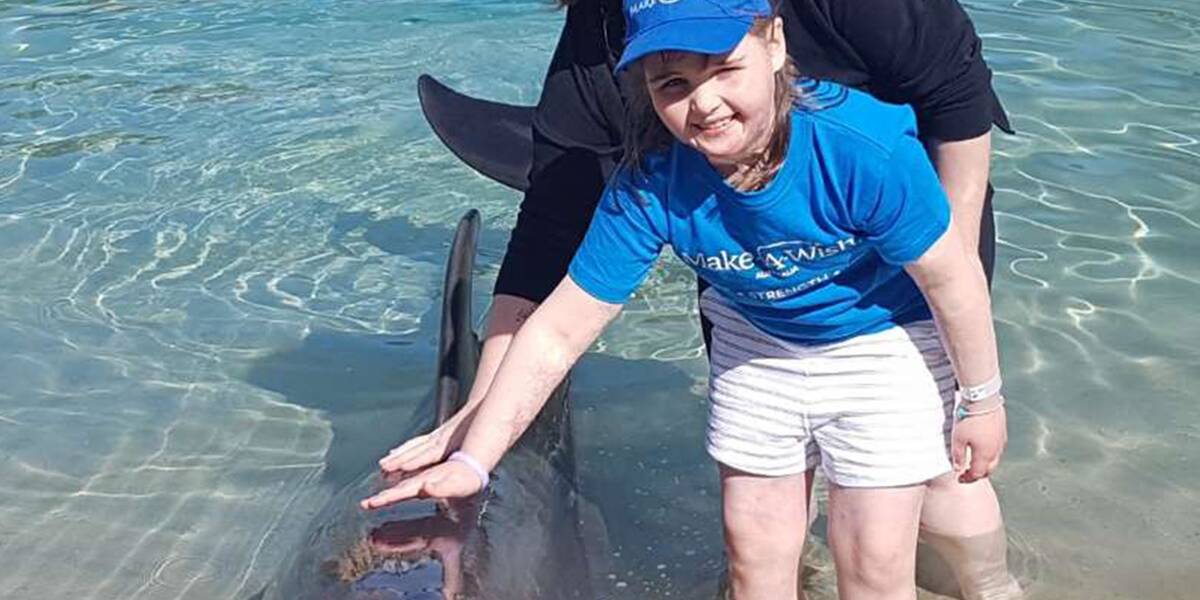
[{"xmin": 252, "ymin": 209, "xmax": 607, "ymax": 599}]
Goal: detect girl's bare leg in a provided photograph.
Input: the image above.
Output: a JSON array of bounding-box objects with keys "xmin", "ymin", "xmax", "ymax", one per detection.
[
  {"xmin": 826, "ymin": 482, "xmax": 925, "ymax": 600},
  {"xmin": 720, "ymin": 464, "xmax": 813, "ymax": 600}
]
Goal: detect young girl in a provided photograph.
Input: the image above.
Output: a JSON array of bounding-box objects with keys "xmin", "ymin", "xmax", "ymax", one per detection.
[{"xmin": 364, "ymin": 0, "xmax": 1010, "ymax": 597}]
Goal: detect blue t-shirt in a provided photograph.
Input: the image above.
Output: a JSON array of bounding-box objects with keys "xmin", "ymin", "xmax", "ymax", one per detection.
[{"xmin": 568, "ymin": 83, "xmax": 951, "ymax": 343}]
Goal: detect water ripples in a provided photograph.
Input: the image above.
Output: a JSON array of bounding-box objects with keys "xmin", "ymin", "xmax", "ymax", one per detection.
[{"xmin": 0, "ymin": 0, "xmax": 1197, "ymax": 598}]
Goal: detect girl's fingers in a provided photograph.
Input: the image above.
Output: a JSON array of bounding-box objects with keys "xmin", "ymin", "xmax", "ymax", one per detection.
[
  {"xmin": 360, "ymin": 463, "xmax": 481, "ymax": 511},
  {"xmin": 950, "ymin": 432, "xmax": 967, "ymax": 472},
  {"xmin": 964, "ymin": 437, "xmax": 1004, "ymax": 481},
  {"xmin": 380, "ymin": 435, "xmax": 430, "ymax": 464},
  {"xmin": 360, "ymin": 474, "xmax": 428, "ymax": 510},
  {"xmin": 967, "ymin": 449, "xmax": 990, "ymax": 481},
  {"xmin": 380, "ymin": 437, "xmax": 445, "ymax": 473},
  {"xmin": 384, "ymin": 445, "xmax": 445, "ymax": 474}
]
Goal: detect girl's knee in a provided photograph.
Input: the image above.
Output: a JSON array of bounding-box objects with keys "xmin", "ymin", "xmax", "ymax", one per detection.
[
  {"xmin": 719, "ymin": 466, "xmax": 810, "ymax": 577},
  {"xmin": 721, "ymin": 496, "xmax": 807, "ymax": 570},
  {"xmin": 837, "ymin": 547, "xmax": 914, "ymax": 596},
  {"xmin": 826, "ymin": 485, "xmax": 923, "ymax": 597},
  {"xmin": 722, "ymin": 505, "xmax": 806, "ymax": 562}
]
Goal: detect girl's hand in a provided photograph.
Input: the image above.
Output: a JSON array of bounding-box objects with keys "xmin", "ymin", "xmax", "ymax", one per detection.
[
  {"xmin": 360, "ymin": 460, "xmax": 483, "ymax": 510},
  {"xmin": 378, "ymin": 415, "xmax": 471, "ymax": 475},
  {"xmin": 951, "ymin": 405, "xmax": 1008, "ymax": 483}
]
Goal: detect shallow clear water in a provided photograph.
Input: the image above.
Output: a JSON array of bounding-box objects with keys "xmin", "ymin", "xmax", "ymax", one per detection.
[{"xmin": 0, "ymin": 0, "xmax": 1196, "ymax": 598}]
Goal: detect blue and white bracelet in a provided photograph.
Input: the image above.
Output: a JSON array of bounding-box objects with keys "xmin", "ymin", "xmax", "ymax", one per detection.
[
  {"xmin": 955, "ymin": 396, "xmax": 1005, "ymax": 421},
  {"xmin": 955, "ymin": 374, "xmax": 1005, "ymax": 421},
  {"xmin": 959, "ymin": 373, "xmax": 1002, "ymax": 403}
]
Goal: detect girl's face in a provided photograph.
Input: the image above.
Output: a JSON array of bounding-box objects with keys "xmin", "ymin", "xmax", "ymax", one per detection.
[{"xmin": 642, "ymin": 18, "xmax": 787, "ymax": 174}]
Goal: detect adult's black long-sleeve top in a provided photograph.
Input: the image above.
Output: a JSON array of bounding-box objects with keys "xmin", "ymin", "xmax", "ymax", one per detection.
[{"xmin": 494, "ymin": 0, "xmax": 1013, "ymax": 304}]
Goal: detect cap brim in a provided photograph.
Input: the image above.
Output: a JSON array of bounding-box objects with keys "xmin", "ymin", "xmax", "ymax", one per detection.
[{"xmin": 615, "ymin": 17, "xmax": 754, "ymax": 73}]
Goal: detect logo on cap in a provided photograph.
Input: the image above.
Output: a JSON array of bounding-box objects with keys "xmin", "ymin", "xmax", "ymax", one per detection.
[{"xmin": 628, "ymin": 0, "xmax": 682, "ymax": 17}]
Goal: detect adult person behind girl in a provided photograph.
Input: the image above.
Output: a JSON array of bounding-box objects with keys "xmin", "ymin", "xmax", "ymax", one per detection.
[
  {"xmin": 382, "ymin": 0, "xmax": 1020, "ymax": 597},
  {"xmin": 364, "ymin": 1, "xmax": 1012, "ymax": 597}
]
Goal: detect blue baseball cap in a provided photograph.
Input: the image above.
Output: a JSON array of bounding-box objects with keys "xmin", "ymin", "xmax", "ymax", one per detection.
[{"xmin": 615, "ymin": 0, "xmax": 774, "ymax": 73}]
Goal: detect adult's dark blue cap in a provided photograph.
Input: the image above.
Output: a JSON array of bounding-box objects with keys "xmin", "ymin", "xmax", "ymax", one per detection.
[{"xmin": 615, "ymin": 0, "xmax": 774, "ymax": 73}]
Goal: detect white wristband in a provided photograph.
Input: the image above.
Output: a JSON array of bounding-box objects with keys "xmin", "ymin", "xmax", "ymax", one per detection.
[
  {"xmin": 448, "ymin": 451, "xmax": 490, "ymax": 491},
  {"xmin": 959, "ymin": 373, "xmax": 1002, "ymax": 403}
]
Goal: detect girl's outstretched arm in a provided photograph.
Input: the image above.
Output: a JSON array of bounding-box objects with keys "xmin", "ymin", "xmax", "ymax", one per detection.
[
  {"xmin": 457, "ymin": 276, "xmax": 621, "ymax": 470},
  {"xmin": 376, "ymin": 293, "xmax": 537, "ymax": 477},
  {"xmin": 362, "ymin": 276, "xmax": 620, "ymax": 509},
  {"xmin": 904, "ymin": 220, "xmax": 1007, "ymax": 483}
]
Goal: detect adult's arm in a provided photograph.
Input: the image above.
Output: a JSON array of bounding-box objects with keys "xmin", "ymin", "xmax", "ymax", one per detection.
[
  {"xmin": 478, "ymin": 127, "xmax": 612, "ymax": 419},
  {"xmin": 378, "ymin": 6, "xmax": 626, "ymax": 476},
  {"xmin": 493, "ymin": 0, "xmax": 624, "ymax": 305},
  {"xmin": 478, "ymin": 1, "xmax": 624, "ymax": 413},
  {"xmin": 459, "ymin": 278, "xmax": 621, "ymax": 469},
  {"xmin": 385, "ymin": 134, "xmax": 610, "ymax": 471},
  {"xmin": 826, "ymin": 0, "xmax": 1011, "ymax": 142},
  {"xmin": 826, "ymin": 0, "xmax": 1007, "ymax": 255},
  {"xmin": 929, "ymin": 131, "xmax": 991, "ymax": 264}
]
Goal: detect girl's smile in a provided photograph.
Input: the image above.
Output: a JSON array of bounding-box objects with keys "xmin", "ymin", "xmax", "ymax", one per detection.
[
  {"xmin": 641, "ymin": 18, "xmax": 787, "ymax": 177},
  {"xmin": 693, "ymin": 114, "xmax": 735, "ymax": 136}
]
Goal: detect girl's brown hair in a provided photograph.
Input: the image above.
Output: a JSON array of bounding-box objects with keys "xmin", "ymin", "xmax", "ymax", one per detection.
[{"xmin": 620, "ymin": 16, "xmax": 801, "ymax": 192}]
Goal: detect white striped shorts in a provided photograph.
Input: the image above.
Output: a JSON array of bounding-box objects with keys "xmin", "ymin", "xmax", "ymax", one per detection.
[{"xmin": 702, "ymin": 290, "xmax": 956, "ymax": 487}]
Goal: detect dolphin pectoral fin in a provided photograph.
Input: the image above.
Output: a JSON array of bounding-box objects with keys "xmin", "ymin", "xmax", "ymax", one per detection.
[{"xmin": 417, "ymin": 74, "xmax": 534, "ymax": 192}]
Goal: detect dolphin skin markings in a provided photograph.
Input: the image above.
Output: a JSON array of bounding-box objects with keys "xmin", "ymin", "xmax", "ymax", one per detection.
[{"xmin": 254, "ymin": 210, "xmax": 605, "ymax": 599}]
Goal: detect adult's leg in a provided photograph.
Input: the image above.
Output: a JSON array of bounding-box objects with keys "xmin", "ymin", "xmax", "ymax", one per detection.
[
  {"xmin": 720, "ymin": 464, "xmax": 814, "ymax": 600},
  {"xmin": 919, "ymin": 474, "xmax": 1022, "ymax": 599},
  {"xmin": 826, "ymin": 483, "xmax": 926, "ymax": 600}
]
